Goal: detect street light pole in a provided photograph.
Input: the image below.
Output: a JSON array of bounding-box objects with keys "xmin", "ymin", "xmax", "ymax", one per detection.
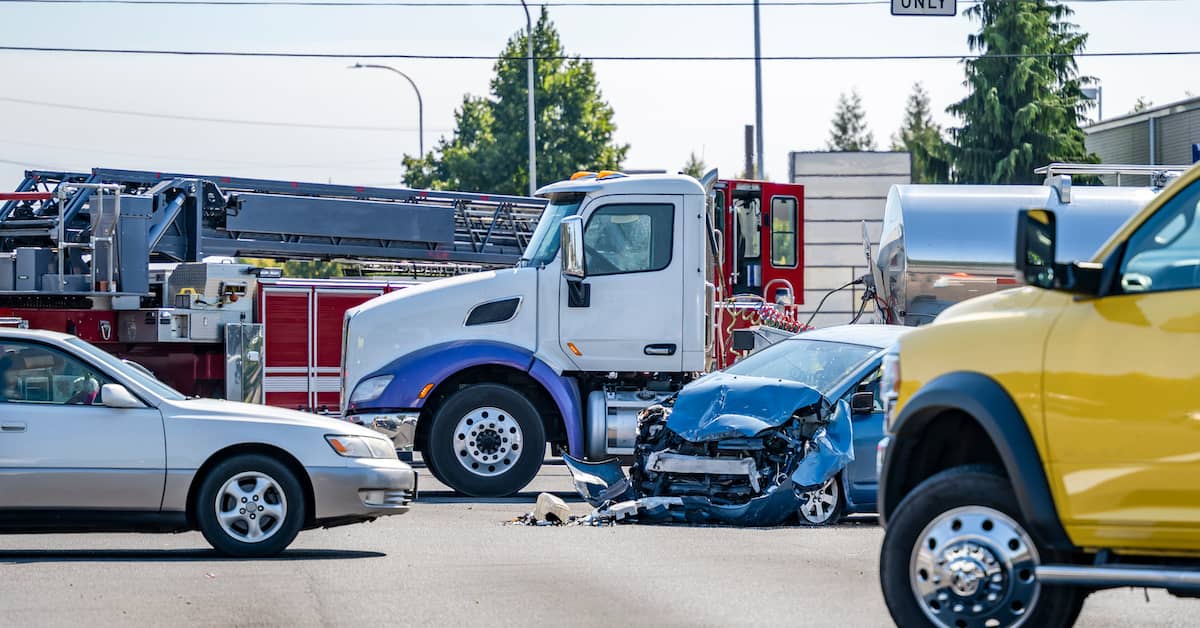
[
  {"xmin": 350, "ymin": 62, "xmax": 425, "ymax": 156},
  {"xmin": 753, "ymin": 0, "xmax": 764, "ymax": 180},
  {"xmin": 521, "ymin": 0, "xmax": 537, "ymax": 195}
]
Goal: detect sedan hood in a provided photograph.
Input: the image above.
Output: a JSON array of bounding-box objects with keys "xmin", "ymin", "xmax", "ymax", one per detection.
[
  {"xmin": 165, "ymin": 398, "xmax": 381, "ymax": 437},
  {"xmin": 666, "ymin": 373, "xmax": 827, "ymax": 441}
]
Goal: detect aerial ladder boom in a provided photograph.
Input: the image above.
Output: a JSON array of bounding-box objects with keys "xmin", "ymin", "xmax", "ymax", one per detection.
[{"xmin": 0, "ymin": 167, "xmax": 546, "ymax": 298}]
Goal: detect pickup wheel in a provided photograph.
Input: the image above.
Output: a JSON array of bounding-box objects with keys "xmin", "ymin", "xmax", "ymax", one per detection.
[
  {"xmin": 880, "ymin": 467, "xmax": 1085, "ymax": 628},
  {"xmin": 423, "ymin": 384, "xmax": 546, "ymax": 498}
]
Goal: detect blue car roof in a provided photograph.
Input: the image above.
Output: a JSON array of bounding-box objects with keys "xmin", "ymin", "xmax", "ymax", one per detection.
[{"xmin": 787, "ymin": 324, "xmax": 912, "ymax": 349}]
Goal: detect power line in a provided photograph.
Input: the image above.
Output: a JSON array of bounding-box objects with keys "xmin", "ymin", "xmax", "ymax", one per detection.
[
  {"xmin": 0, "ymin": 138, "xmax": 405, "ymax": 169},
  {"xmin": 1, "ymin": 45, "xmax": 1197, "ymax": 61},
  {"xmin": 0, "ymin": 0, "xmax": 1178, "ymax": 5},
  {"xmin": 0, "ymin": 96, "xmax": 447, "ymax": 132}
]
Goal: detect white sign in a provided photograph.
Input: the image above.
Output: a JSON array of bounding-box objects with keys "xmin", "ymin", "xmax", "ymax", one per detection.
[{"xmin": 891, "ymin": 0, "xmax": 956, "ymax": 16}]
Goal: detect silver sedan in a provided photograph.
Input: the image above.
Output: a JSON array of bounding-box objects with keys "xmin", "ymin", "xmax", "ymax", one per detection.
[{"xmin": 0, "ymin": 329, "xmax": 415, "ymax": 557}]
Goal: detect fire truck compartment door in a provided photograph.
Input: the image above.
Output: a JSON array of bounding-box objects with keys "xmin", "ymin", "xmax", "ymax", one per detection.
[{"xmin": 558, "ymin": 195, "xmax": 684, "ymax": 372}]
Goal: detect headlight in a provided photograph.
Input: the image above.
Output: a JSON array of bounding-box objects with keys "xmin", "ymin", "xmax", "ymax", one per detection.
[
  {"xmin": 880, "ymin": 351, "xmax": 901, "ymax": 431},
  {"xmin": 326, "ymin": 435, "xmax": 397, "ymax": 459},
  {"xmin": 349, "ymin": 375, "xmax": 393, "ymax": 405}
]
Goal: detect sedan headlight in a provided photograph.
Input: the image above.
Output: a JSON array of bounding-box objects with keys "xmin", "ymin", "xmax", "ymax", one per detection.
[
  {"xmin": 326, "ymin": 435, "xmax": 397, "ymax": 459},
  {"xmin": 349, "ymin": 375, "xmax": 393, "ymax": 405},
  {"xmin": 880, "ymin": 350, "xmax": 901, "ymax": 431}
]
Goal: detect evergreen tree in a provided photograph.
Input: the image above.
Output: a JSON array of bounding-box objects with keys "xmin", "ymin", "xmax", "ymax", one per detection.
[
  {"xmin": 948, "ymin": 0, "xmax": 1095, "ymax": 184},
  {"xmin": 827, "ymin": 90, "xmax": 876, "ymax": 152},
  {"xmin": 892, "ymin": 83, "xmax": 951, "ymax": 183},
  {"xmin": 403, "ymin": 8, "xmax": 628, "ymax": 195},
  {"xmin": 682, "ymin": 151, "xmax": 707, "ymax": 178}
]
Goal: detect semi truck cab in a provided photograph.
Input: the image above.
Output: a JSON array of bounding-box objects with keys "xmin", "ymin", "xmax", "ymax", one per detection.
[{"xmin": 341, "ymin": 171, "xmax": 714, "ymax": 496}]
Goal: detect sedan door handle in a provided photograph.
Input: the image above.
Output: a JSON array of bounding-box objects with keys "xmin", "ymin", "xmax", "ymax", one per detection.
[
  {"xmin": 644, "ymin": 344, "xmax": 677, "ymax": 356},
  {"xmin": 1, "ymin": 422, "xmax": 26, "ymax": 433}
]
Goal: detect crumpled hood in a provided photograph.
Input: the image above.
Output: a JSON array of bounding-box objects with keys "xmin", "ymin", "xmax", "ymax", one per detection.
[{"xmin": 666, "ymin": 373, "xmax": 826, "ymax": 441}]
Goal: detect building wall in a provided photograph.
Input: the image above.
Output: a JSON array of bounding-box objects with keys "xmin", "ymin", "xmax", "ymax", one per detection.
[
  {"xmin": 1085, "ymin": 97, "xmax": 1200, "ymax": 186},
  {"xmin": 789, "ymin": 151, "xmax": 911, "ymax": 328}
]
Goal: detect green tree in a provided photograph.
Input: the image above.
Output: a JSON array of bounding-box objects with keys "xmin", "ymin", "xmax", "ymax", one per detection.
[
  {"xmin": 948, "ymin": 0, "xmax": 1095, "ymax": 184},
  {"xmin": 682, "ymin": 151, "xmax": 707, "ymax": 178},
  {"xmin": 1130, "ymin": 96, "xmax": 1154, "ymax": 113},
  {"xmin": 238, "ymin": 258, "xmax": 343, "ymax": 278},
  {"xmin": 827, "ymin": 89, "xmax": 876, "ymax": 152},
  {"xmin": 891, "ymin": 83, "xmax": 951, "ymax": 183},
  {"xmin": 403, "ymin": 8, "xmax": 628, "ymax": 195}
]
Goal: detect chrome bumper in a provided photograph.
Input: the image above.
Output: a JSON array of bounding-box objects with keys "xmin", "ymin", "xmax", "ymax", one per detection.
[
  {"xmin": 309, "ymin": 458, "xmax": 417, "ymax": 521},
  {"xmin": 346, "ymin": 412, "xmax": 419, "ymax": 452}
]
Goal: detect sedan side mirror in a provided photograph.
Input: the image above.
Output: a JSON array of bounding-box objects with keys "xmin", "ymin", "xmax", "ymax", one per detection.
[
  {"xmin": 850, "ymin": 391, "xmax": 875, "ymax": 415},
  {"xmin": 560, "ymin": 215, "xmax": 586, "ymax": 280},
  {"xmin": 101, "ymin": 383, "xmax": 145, "ymax": 409}
]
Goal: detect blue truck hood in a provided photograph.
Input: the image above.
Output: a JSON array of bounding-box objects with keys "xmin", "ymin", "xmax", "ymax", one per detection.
[{"xmin": 666, "ymin": 373, "xmax": 827, "ymax": 442}]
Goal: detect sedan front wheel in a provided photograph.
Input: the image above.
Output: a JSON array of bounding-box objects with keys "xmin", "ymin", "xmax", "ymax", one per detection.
[{"xmin": 196, "ymin": 454, "xmax": 306, "ymax": 557}]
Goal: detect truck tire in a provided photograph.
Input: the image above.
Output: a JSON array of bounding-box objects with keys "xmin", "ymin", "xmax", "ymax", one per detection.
[
  {"xmin": 880, "ymin": 466, "xmax": 1085, "ymax": 628},
  {"xmin": 195, "ymin": 454, "xmax": 306, "ymax": 557},
  {"xmin": 423, "ymin": 384, "xmax": 546, "ymax": 497}
]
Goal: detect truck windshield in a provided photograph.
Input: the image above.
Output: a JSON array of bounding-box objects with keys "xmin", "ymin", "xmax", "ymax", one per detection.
[{"xmin": 519, "ymin": 193, "xmax": 585, "ymax": 267}]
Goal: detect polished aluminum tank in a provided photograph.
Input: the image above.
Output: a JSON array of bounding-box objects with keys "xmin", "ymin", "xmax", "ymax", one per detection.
[{"xmin": 874, "ymin": 181, "xmax": 1159, "ymax": 326}]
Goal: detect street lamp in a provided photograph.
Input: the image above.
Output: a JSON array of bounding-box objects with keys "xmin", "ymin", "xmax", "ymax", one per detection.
[
  {"xmin": 521, "ymin": 0, "xmax": 536, "ymax": 195},
  {"xmin": 753, "ymin": 0, "xmax": 764, "ymax": 179},
  {"xmin": 349, "ymin": 62, "xmax": 425, "ymax": 156},
  {"xmin": 1082, "ymin": 84, "xmax": 1103, "ymax": 122}
]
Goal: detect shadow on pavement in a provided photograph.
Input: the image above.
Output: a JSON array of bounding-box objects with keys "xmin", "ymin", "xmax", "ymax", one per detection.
[
  {"xmin": 0, "ymin": 548, "xmax": 385, "ymax": 564},
  {"xmin": 417, "ymin": 490, "xmax": 582, "ymax": 504}
]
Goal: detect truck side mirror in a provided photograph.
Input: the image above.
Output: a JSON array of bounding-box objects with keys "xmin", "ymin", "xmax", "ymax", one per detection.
[
  {"xmin": 1015, "ymin": 209, "xmax": 1105, "ymax": 295},
  {"xmin": 1015, "ymin": 209, "xmax": 1057, "ymax": 289},
  {"xmin": 560, "ymin": 215, "xmax": 586, "ymax": 280}
]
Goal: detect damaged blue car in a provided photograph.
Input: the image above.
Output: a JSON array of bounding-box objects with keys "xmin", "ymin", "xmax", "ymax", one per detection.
[
  {"xmin": 563, "ymin": 324, "xmax": 911, "ymax": 527},
  {"xmin": 564, "ymin": 374, "xmax": 853, "ymax": 527}
]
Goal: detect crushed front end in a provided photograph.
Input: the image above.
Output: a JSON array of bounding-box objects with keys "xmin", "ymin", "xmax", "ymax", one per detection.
[{"xmin": 565, "ymin": 374, "xmax": 853, "ymax": 526}]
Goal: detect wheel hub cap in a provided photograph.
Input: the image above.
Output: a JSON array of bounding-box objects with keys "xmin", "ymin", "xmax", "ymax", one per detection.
[
  {"xmin": 798, "ymin": 476, "xmax": 838, "ymax": 524},
  {"xmin": 453, "ymin": 406, "xmax": 523, "ymax": 478},
  {"xmin": 910, "ymin": 506, "xmax": 1040, "ymax": 628},
  {"xmin": 215, "ymin": 471, "xmax": 287, "ymax": 544}
]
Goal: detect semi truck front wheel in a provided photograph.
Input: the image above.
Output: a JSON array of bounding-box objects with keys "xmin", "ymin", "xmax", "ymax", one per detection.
[{"xmin": 424, "ymin": 384, "xmax": 546, "ymax": 497}]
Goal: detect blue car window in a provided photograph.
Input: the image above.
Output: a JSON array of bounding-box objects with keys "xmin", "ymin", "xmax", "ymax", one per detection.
[{"xmin": 723, "ymin": 339, "xmax": 877, "ymax": 394}]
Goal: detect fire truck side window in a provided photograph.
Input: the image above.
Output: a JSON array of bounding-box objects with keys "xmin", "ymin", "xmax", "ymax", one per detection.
[
  {"xmin": 583, "ymin": 203, "xmax": 674, "ymax": 276},
  {"xmin": 771, "ymin": 197, "xmax": 798, "ymax": 268},
  {"xmin": 0, "ymin": 342, "xmax": 112, "ymax": 405}
]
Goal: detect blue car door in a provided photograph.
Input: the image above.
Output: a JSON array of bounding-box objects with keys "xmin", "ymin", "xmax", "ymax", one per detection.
[{"xmin": 843, "ymin": 366, "xmax": 884, "ymax": 509}]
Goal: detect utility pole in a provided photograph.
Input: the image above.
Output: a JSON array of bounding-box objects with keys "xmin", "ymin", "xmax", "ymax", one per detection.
[
  {"xmin": 753, "ymin": 0, "xmax": 764, "ymax": 179},
  {"xmin": 521, "ymin": 0, "xmax": 537, "ymax": 195},
  {"xmin": 744, "ymin": 124, "xmax": 755, "ymax": 178}
]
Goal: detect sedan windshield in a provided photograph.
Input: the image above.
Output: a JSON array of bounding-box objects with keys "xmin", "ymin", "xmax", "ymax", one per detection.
[
  {"xmin": 65, "ymin": 338, "xmax": 187, "ymax": 401},
  {"xmin": 722, "ymin": 338, "xmax": 878, "ymax": 394}
]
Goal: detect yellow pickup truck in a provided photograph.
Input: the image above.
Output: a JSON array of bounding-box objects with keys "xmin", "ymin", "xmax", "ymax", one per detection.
[{"xmin": 877, "ymin": 163, "xmax": 1200, "ymax": 627}]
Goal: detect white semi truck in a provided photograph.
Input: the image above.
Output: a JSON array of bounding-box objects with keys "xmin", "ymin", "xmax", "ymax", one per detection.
[{"xmin": 340, "ymin": 170, "xmax": 738, "ymax": 496}]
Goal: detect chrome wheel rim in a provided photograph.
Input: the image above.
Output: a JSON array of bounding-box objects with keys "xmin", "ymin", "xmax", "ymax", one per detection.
[
  {"xmin": 799, "ymin": 476, "xmax": 839, "ymax": 524},
  {"xmin": 453, "ymin": 406, "xmax": 522, "ymax": 477},
  {"xmin": 910, "ymin": 506, "xmax": 1041, "ymax": 628},
  {"xmin": 215, "ymin": 471, "xmax": 288, "ymax": 544}
]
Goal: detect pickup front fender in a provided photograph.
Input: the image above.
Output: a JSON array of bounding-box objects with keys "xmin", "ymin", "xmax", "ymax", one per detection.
[{"xmin": 880, "ymin": 371, "xmax": 1073, "ymax": 553}]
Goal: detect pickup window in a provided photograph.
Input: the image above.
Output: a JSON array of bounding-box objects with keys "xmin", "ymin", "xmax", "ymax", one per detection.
[{"xmin": 1119, "ymin": 179, "xmax": 1200, "ymax": 294}]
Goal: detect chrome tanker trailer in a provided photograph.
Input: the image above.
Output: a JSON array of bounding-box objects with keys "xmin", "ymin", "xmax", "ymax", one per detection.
[{"xmin": 870, "ymin": 164, "xmax": 1188, "ymax": 326}]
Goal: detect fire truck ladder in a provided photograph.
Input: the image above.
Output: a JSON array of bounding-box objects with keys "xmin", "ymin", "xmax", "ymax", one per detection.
[{"xmin": 0, "ymin": 168, "xmax": 547, "ymax": 275}]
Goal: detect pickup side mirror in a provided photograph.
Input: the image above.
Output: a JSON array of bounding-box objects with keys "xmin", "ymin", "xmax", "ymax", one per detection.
[
  {"xmin": 560, "ymin": 215, "xmax": 586, "ymax": 280},
  {"xmin": 1015, "ymin": 209, "xmax": 1058, "ymax": 289},
  {"xmin": 101, "ymin": 383, "xmax": 144, "ymax": 409},
  {"xmin": 1015, "ymin": 209, "xmax": 1105, "ymax": 296},
  {"xmin": 850, "ymin": 391, "xmax": 875, "ymax": 415}
]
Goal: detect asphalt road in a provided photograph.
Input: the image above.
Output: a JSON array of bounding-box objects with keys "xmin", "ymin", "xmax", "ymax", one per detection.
[{"xmin": 0, "ymin": 462, "xmax": 1194, "ymax": 627}]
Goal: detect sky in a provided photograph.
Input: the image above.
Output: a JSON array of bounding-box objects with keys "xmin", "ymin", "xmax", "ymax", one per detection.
[{"xmin": 0, "ymin": 0, "xmax": 1196, "ymax": 192}]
